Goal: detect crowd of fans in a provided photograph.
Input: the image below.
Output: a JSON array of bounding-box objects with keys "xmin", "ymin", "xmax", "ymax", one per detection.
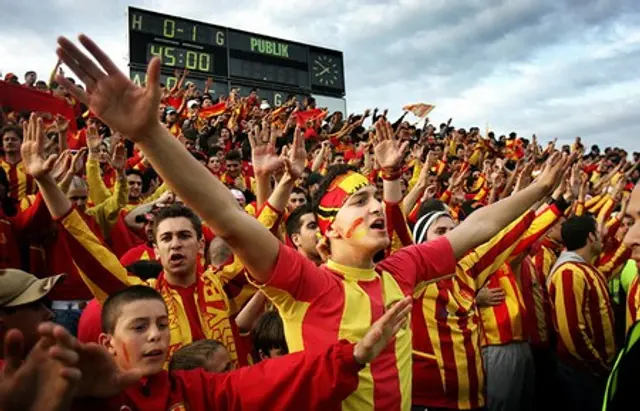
[{"xmin": 1, "ymin": 34, "xmax": 640, "ymax": 411}]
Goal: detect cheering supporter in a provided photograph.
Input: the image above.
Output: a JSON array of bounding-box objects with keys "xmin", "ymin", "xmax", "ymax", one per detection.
[
  {"xmin": 1, "ymin": 30, "xmax": 639, "ymax": 411},
  {"xmin": 1, "ymin": 125, "xmax": 37, "ymax": 202},
  {"xmin": 548, "ymin": 214, "xmax": 630, "ymax": 411},
  {"xmin": 48, "ymin": 35, "xmax": 569, "ymax": 411}
]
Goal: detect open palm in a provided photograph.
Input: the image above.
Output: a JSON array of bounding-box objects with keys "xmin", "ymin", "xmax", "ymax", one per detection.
[
  {"xmin": 249, "ymin": 124, "xmax": 283, "ymax": 176},
  {"xmin": 74, "ymin": 343, "xmax": 142, "ymax": 398},
  {"xmin": 372, "ymin": 119, "xmax": 408, "ymax": 170},
  {"xmin": 56, "ymin": 35, "xmax": 160, "ymax": 141},
  {"xmin": 21, "ymin": 115, "xmax": 58, "ymax": 179}
]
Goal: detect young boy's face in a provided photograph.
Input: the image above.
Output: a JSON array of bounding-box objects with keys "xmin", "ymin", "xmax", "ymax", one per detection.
[{"xmin": 100, "ymin": 299, "xmax": 170, "ymax": 376}]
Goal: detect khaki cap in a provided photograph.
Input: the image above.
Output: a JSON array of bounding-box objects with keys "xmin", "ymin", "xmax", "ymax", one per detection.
[{"xmin": 0, "ymin": 269, "xmax": 65, "ymax": 308}]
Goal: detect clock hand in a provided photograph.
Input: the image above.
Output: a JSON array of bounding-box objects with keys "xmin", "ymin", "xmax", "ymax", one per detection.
[
  {"xmin": 318, "ymin": 67, "xmax": 330, "ymax": 76},
  {"xmin": 316, "ymin": 62, "xmax": 327, "ymax": 70}
]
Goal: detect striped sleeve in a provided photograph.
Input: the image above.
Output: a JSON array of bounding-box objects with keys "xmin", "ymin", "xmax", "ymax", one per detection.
[
  {"xmin": 256, "ymin": 201, "xmax": 284, "ymax": 236},
  {"xmin": 597, "ymin": 242, "xmax": 632, "ymax": 281},
  {"xmin": 549, "ymin": 265, "xmax": 606, "ymax": 369},
  {"xmin": 603, "ymin": 216, "xmax": 622, "ymax": 244},
  {"xmin": 533, "ymin": 246, "xmax": 556, "ymax": 279},
  {"xmin": 86, "ymin": 176, "xmax": 129, "ymax": 236},
  {"xmin": 627, "ymin": 276, "xmax": 640, "ymax": 333},
  {"xmin": 574, "ymin": 201, "xmax": 585, "ymax": 217},
  {"xmin": 59, "ymin": 208, "xmax": 144, "ymax": 302},
  {"xmin": 86, "ymin": 159, "xmax": 112, "ymax": 206},
  {"xmin": 585, "ymin": 193, "xmax": 603, "ymax": 210},
  {"xmin": 458, "ymin": 210, "xmax": 535, "ymax": 289},
  {"xmin": 597, "ymin": 196, "xmax": 615, "ymax": 225},
  {"xmin": 384, "ymin": 201, "xmax": 413, "ymax": 254},
  {"xmin": 510, "ymin": 203, "xmax": 562, "ymax": 257}
]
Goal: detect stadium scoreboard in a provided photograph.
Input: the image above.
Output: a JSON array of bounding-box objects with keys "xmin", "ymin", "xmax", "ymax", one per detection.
[{"xmin": 128, "ymin": 7, "xmax": 346, "ymax": 107}]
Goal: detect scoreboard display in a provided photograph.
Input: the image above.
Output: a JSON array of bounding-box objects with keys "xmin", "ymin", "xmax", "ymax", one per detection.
[{"xmin": 128, "ymin": 7, "xmax": 346, "ymax": 106}]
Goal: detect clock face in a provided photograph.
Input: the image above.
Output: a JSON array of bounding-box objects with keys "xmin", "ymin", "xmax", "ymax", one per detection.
[{"xmin": 312, "ymin": 55, "xmax": 340, "ymax": 87}]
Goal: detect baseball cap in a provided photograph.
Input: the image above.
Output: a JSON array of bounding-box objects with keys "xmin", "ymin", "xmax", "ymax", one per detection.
[
  {"xmin": 166, "ymin": 107, "xmax": 178, "ymax": 114},
  {"xmin": 187, "ymin": 100, "xmax": 200, "ymax": 109},
  {"xmin": 0, "ymin": 269, "xmax": 65, "ymax": 308}
]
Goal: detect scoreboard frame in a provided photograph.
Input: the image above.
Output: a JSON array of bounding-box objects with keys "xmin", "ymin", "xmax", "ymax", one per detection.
[{"xmin": 128, "ymin": 7, "xmax": 346, "ymax": 105}]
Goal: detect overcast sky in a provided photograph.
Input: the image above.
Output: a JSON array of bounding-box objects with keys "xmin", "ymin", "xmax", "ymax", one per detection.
[{"xmin": 1, "ymin": 0, "xmax": 639, "ymax": 149}]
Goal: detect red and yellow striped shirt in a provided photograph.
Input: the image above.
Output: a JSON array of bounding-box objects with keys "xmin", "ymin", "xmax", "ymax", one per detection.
[
  {"xmin": 480, "ymin": 204, "xmax": 563, "ymax": 346},
  {"xmin": 257, "ymin": 237, "xmax": 457, "ymax": 411},
  {"xmin": 626, "ymin": 274, "xmax": 640, "ymax": 333},
  {"xmin": 548, "ymin": 261, "xmax": 615, "ymax": 375},
  {"xmin": 0, "ymin": 158, "xmax": 36, "ymax": 201},
  {"xmin": 411, "ymin": 212, "xmax": 534, "ymax": 409},
  {"xmin": 519, "ymin": 255, "xmax": 550, "ymax": 347}
]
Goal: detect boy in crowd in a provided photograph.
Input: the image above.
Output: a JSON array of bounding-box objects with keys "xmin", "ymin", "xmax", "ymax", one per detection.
[{"xmin": 75, "ymin": 285, "xmax": 413, "ymax": 410}]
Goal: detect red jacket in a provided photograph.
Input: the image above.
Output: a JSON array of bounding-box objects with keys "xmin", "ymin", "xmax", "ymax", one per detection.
[{"xmin": 73, "ymin": 341, "xmax": 361, "ymax": 411}]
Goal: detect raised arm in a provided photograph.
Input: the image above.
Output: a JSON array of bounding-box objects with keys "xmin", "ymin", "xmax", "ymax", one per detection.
[
  {"xmin": 55, "ymin": 35, "xmax": 280, "ymax": 283},
  {"xmin": 446, "ymin": 152, "xmax": 567, "ymax": 259}
]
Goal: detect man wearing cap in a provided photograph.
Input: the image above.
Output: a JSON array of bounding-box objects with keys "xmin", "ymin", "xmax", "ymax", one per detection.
[{"xmin": 0, "ymin": 269, "xmax": 64, "ymax": 356}]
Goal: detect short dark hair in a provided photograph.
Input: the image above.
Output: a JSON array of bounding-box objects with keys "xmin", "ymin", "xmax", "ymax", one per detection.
[
  {"xmin": 225, "ymin": 150, "xmax": 242, "ymax": 162},
  {"xmin": 125, "ymin": 261, "xmax": 163, "ymax": 281},
  {"xmin": 286, "ymin": 204, "xmax": 315, "ymax": 239},
  {"xmin": 416, "ymin": 199, "xmax": 448, "ymax": 221},
  {"xmin": 1, "ymin": 125, "xmax": 23, "ymax": 141},
  {"xmin": 125, "ymin": 169, "xmax": 143, "ymax": 179},
  {"xmin": 152, "ymin": 203, "xmax": 203, "ymax": 240},
  {"xmin": 290, "ymin": 186, "xmax": 310, "ymax": 203},
  {"xmin": 101, "ymin": 286, "xmax": 166, "ymax": 334},
  {"xmin": 169, "ymin": 339, "xmax": 226, "ymax": 372},
  {"xmin": 251, "ymin": 310, "xmax": 288, "ymax": 361},
  {"xmin": 561, "ymin": 215, "xmax": 597, "ymax": 251}
]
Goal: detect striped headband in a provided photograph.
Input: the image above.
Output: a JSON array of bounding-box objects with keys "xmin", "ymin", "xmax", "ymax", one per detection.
[
  {"xmin": 317, "ymin": 171, "xmax": 370, "ymax": 235},
  {"xmin": 412, "ymin": 210, "xmax": 451, "ymax": 244}
]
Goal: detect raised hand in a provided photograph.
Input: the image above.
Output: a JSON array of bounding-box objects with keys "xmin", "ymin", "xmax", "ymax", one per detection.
[
  {"xmin": 109, "ymin": 142, "xmax": 127, "ymax": 173},
  {"xmin": 1, "ymin": 324, "xmax": 82, "ymax": 411},
  {"xmin": 372, "ymin": 119, "xmax": 408, "ymax": 170},
  {"xmin": 55, "ymin": 35, "xmax": 162, "ymax": 141},
  {"xmin": 283, "ymin": 127, "xmax": 306, "ymax": 180},
  {"xmin": 353, "ymin": 297, "xmax": 412, "ymax": 365},
  {"xmin": 85, "ymin": 124, "xmax": 102, "ymax": 153},
  {"xmin": 536, "ymin": 151, "xmax": 568, "ymax": 191},
  {"xmin": 249, "ymin": 123, "xmax": 283, "ymax": 176},
  {"xmin": 21, "ymin": 114, "xmax": 58, "ymax": 180},
  {"xmin": 50, "ymin": 150, "xmax": 72, "ymax": 183}
]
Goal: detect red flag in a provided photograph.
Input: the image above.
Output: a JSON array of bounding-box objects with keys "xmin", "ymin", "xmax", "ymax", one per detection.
[
  {"xmin": 293, "ymin": 108, "xmax": 327, "ymax": 127},
  {"xmin": 402, "ymin": 103, "xmax": 435, "ymax": 118},
  {"xmin": 0, "ymin": 80, "xmax": 76, "ymax": 131},
  {"xmin": 198, "ymin": 101, "xmax": 227, "ymax": 119}
]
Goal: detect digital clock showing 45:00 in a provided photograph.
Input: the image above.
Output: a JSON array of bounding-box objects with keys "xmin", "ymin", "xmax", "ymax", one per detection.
[{"xmin": 146, "ymin": 43, "xmax": 213, "ymax": 73}]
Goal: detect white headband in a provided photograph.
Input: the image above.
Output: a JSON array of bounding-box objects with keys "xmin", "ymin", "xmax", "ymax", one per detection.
[{"xmin": 412, "ymin": 210, "xmax": 451, "ymax": 244}]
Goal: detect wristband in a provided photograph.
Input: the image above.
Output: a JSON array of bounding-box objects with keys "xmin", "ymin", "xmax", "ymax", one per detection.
[
  {"xmin": 380, "ymin": 168, "xmax": 403, "ymax": 181},
  {"xmin": 550, "ymin": 196, "xmax": 571, "ymax": 213}
]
